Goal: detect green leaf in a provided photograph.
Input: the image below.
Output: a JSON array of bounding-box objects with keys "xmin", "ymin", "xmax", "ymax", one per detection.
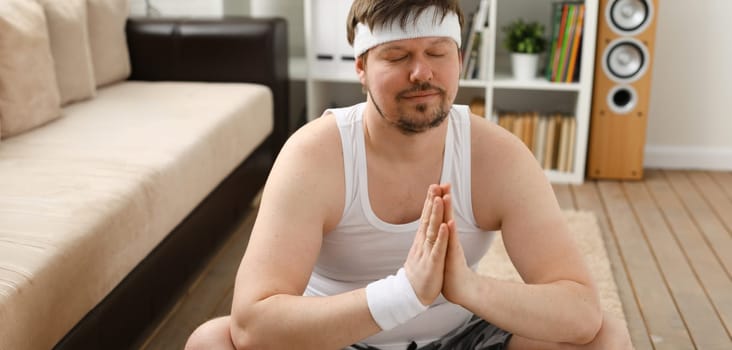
[{"xmin": 501, "ymin": 18, "xmax": 547, "ymax": 53}]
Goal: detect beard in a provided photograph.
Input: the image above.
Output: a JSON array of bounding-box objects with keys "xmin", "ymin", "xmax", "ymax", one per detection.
[{"xmin": 368, "ymin": 82, "xmax": 449, "ymax": 135}]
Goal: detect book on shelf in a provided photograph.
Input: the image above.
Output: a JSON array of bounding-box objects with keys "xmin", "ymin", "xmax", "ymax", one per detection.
[
  {"xmin": 461, "ymin": 0, "xmax": 490, "ymax": 80},
  {"xmin": 543, "ymin": 115, "xmax": 557, "ymax": 169},
  {"xmin": 557, "ymin": 115, "xmax": 570, "ymax": 171},
  {"xmin": 547, "ymin": 3, "xmax": 567, "ymax": 82},
  {"xmin": 545, "ymin": 1, "xmax": 585, "ymax": 83},
  {"xmin": 556, "ymin": 4, "xmax": 575, "ymax": 82},
  {"xmin": 545, "ymin": 2, "xmax": 562, "ymax": 81},
  {"xmin": 565, "ymin": 116, "xmax": 577, "ymax": 171},
  {"xmin": 469, "ymin": 97, "xmax": 486, "ymax": 117},
  {"xmin": 565, "ymin": 4, "xmax": 585, "ymax": 82},
  {"xmin": 460, "ymin": 2, "xmax": 475, "ymax": 50},
  {"xmin": 533, "ymin": 116, "xmax": 547, "ymax": 166},
  {"xmin": 495, "ymin": 110, "xmax": 577, "ymax": 172},
  {"xmin": 463, "ymin": 31, "xmax": 481, "ymax": 79}
]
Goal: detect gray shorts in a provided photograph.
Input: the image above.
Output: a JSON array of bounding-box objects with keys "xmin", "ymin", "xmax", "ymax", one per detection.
[{"xmin": 352, "ymin": 315, "xmax": 512, "ymax": 350}]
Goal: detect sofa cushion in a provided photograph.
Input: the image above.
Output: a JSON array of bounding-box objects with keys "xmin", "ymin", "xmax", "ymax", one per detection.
[
  {"xmin": 87, "ymin": 0, "xmax": 131, "ymax": 87},
  {"xmin": 0, "ymin": 0, "xmax": 62, "ymax": 138},
  {"xmin": 38, "ymin": 0, "xmax": 97, "ymax": 105},
  {"xmin": 0, "ymin": 81, "xmax": 273, "ymax": 350}
]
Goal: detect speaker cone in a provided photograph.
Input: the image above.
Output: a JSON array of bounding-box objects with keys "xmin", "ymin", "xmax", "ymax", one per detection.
[
  {"xmin": 607, "ymin": 85, "xmax": 638, "ymax": 114},
  {"xmin": 603, "ymin": 38, "xmax": 648, "ymax": 82},
  {"xmin": 607, "ymin": 0, "xmax": 653, "ymax": 35}
]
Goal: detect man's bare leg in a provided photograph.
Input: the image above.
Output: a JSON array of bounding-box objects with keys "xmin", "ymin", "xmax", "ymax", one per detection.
[
  {"xmin": 507, "ymin": 312, "xmax": 632, "ymax": 350},
  {"xmin": 185, "ymin": 316, "xmax": 236, "ymax": 350},
  {"xmin": 185, "ymin": 312, "xmax": 630, "ymax": 350}
]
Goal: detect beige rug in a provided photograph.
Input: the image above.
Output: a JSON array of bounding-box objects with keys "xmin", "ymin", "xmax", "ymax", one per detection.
[{"xmin": 477, "ymin": 210, "xmax": 627, "ymax": 326}]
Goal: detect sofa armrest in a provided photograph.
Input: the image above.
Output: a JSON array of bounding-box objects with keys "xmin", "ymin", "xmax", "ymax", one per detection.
[{"xmin": 125, "ymin": 17, "xmax": 289, "ymax": 152}]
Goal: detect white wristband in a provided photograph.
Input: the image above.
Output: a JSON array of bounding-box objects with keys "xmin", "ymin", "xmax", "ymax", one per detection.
[{"xmin": 365, "ymin": 268, "xmax": 428, "ymax": 330}]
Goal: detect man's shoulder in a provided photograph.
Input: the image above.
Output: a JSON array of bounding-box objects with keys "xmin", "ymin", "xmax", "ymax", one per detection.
[
  {"xmin": 469, "ymin": 113, "xmax": 542, "ymax": 185},
  {"xmin": 274, "ymin": 112, "xmax": 344, "ymax": 182},
  {"xmin": 468, "ymin": 114, "xmax": 554, "ymax": 228},
  {"xmin": 284, "ymin": 112, "xmax": 342, "ymax": 159},
  {"xmin": 469, "ymin": 114, "xmax": 526, "ymax": 157},
  {"xmin": 257, "ymin": 112, "xmax": 346, "ymax": 235}
]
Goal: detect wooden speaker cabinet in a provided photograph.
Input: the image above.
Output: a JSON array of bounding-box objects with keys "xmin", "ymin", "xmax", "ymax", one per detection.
[{"xmin": 587, "ymin": 0, "xmax": 658, "ymax": 180}]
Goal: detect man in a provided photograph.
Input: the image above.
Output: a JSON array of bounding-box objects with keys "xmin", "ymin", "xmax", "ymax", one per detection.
[{"xmin": 186, "ymin": 1, "xmax": 632, "ymax": 349}]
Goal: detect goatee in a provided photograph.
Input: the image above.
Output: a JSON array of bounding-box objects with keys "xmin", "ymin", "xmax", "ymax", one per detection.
[{"xmin": 369, "ymin": 82, "xmax": 449, "ymax": 135}]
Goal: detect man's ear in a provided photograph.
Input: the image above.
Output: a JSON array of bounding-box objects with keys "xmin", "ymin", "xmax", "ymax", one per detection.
[
  {"xmin": 458, "ymin": 47, "xmax": 464, "ymax": 73},
  {"xmin": 356, "ymin": 55, "xmax": 369, "ymax": 86}
]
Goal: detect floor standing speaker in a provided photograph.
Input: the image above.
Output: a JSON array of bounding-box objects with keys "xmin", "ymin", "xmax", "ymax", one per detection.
[{"xmin": 587, "ymin": 0, "xmax": 658, "ymax": 179}]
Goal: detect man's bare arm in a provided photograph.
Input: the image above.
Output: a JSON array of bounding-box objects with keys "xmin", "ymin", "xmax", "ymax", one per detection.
[
  {"xmin": 442, "ymin": 117, "xmax": 602, "ymax": 344},
  {"xmin": 229, "ymin": 116, "xmax": 451, "ymax": 350},
  {"xmin": 228, "ymin": 116, "xmax": 380, "ymax": 350}
]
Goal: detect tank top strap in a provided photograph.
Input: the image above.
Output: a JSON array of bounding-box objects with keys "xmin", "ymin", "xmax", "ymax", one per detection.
[
  {"xmin": 447, "ymin": 105, "xmax": 479, "ymax": 227},
  {"xmin": 328, "ymin": 103, "xmax": 367, "ymax": 220}
]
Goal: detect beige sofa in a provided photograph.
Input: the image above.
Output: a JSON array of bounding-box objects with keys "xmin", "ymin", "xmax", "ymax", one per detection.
[{"xmin": 0, "ymin": 1, "xmax": 288, "ymax": 349}]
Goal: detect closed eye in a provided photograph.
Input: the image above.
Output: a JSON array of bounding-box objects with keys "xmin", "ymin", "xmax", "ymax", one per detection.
[{"xmin": 386, "ymin": 55, "xmax": 408, "ymax": 62}]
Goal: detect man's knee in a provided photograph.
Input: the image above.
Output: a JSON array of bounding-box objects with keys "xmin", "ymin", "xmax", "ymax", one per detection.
[{"xmin": 185, "ymin": 316, "xmax": 236, "ymax": 350}]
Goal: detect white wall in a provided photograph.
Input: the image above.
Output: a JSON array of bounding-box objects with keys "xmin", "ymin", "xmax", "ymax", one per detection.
[
  {"xmin": 224, "ymin": 0, "xmax": 250, "ymax": 16},
  {"xmin": 645, "ymin": 0, "xmax": 732, "ymax": 170},
  {"xmin": 250, "ymin": 0, "xmax": 305, "ymax": 57}
]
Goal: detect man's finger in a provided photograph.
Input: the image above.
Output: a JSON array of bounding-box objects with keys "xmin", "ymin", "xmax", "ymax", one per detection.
[
  {"xmin": 425, "ymin": 196, "xmax": 443, "ymax": 246},
  {"xmin": 446, "ymin": 220, "xmax": 462, "ymax": 255},
  {"xmin": 433, "ymin": 184, "xmax": 444, "ymax": 198},
  {"xmin": 443, "ymin": 193, "xmax": 454, "ymax": 223},
  {"xmin": 439, "ymin": 183, "xmax": 451, "ymax": 197},
  {"xmin": 430, "ymin": 222, "xmax": 449, "ymax": 259},
  {"xmin": 417, "ymin": 186, "xmax": 436, "ymax": 240}
]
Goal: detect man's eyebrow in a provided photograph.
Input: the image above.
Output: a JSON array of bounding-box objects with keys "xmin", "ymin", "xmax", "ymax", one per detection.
[
  {"xmin": 378, "ymin": 37, "xmax": 454, "ymax": 52},
  {"xmin": 379, "ymin": 45, "xmax": 407, "ymax": 52},
  {"xmin": 430, "ymin": 37, "xmax": 453, "ymax": 45}
]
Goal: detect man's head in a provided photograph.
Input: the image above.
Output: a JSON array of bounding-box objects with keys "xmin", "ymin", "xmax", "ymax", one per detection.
[
  {"xmin": 346, "ymin": 0, "xmax": 464, "ymax": 58},
  {"xmin": 346, "ymin": 0, "xmax": 464, "ymax": 135}
]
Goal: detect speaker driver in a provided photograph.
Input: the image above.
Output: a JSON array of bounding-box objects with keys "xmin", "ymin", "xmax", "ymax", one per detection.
[
  {"xmin": 606, "ymin": 0, "xmax": 653, "ymax": 35},
  {"xmin": 606, "ymin": 85, "xmax": 638, "ymax": 115},
  {"xmin": 602, "ymin": 38, "xmax": 649, "ymax": 83}
]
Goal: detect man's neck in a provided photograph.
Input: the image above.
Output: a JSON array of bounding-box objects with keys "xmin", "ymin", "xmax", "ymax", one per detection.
[{"xmin": 361, "ymin": 102, "xmax": 449, "ymax": 164}]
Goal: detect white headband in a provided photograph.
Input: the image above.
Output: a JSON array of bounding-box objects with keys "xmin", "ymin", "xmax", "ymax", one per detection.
[{"xmin": 352, "ymin": 6, "xmax": 462, "ymax": 57}]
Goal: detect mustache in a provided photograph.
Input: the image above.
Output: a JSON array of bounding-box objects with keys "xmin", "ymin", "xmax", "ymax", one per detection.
[{"xmin": 396, "ymin": 82, "xmax": 446, "ymax": 99}]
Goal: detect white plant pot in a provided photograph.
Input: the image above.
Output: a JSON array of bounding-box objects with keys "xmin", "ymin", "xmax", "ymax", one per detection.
[{"xmin": 511, "ymin": 53, "xmax": 540, "ymax": 81}]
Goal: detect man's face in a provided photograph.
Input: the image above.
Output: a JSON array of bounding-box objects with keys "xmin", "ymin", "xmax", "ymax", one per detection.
[{"xmin": 357, "ymin": 36, "xmax": 461, "ymax": 135}]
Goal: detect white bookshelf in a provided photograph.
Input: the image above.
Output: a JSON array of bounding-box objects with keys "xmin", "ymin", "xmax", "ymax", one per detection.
[{"xmin": 302, "ymin": 0, "xmax": 598, "ymax": 184}]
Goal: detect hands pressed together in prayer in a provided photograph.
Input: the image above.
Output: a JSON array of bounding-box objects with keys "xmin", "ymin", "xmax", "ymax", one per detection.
[{"xmin": 404, "ymin": 184, "xmax": 477, "ymax": 307}]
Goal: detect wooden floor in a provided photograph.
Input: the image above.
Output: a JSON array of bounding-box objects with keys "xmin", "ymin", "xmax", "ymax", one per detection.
[{"xmin": 140, "ymin": 169, "xmax": 732, "ymax": 350}]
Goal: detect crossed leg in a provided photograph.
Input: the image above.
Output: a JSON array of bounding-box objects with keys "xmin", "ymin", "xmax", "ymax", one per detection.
[
  {"xmin": 507, "ymin": 312, "xmax": 633, "ymax": 350},
  {"xmin": 185, "ymin": 311, "xmax": 632, "ymax": 350}
]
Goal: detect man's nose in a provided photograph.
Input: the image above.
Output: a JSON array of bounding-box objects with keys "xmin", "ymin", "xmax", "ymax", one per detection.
[{"xmin": 409, "ymin": 55, "xmax": 433, "ymax": 83}]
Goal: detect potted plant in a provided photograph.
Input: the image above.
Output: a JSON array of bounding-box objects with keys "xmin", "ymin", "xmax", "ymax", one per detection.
[{"xmin": 502, "ymin": 19, "xmax": 547, "ymax": 80}]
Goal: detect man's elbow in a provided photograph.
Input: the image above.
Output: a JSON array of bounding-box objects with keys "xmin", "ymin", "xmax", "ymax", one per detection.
[
  {"xmin": 572, "ymin": 304, "xmax": 603, "ymax": 345},
  {"xmin": 230, "ymin": 318, "xmax": 260, "ymax": 350},
  {"xmin": 229, "ymin": 302, "xmax": 269, "ymax": 350}
]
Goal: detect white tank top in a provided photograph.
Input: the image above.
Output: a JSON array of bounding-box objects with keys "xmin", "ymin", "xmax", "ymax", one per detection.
[{"xmin": 305, "ymin": 102, "xmax": 496, "ymax": 349}]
